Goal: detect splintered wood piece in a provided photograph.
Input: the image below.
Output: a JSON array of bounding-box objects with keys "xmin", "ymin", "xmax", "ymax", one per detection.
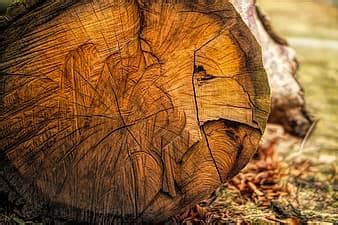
[{"xmin": 0, "ymin": 0, "xmax": 270, "ymax": 223}]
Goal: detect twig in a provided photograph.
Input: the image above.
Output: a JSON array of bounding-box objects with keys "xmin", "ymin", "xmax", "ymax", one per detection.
[
  {"xmin": 298, "ymin": 119, "xmax": 318, "ymax": 153},
  {"xmin": 285, "ymin": 119, "xmax": 318, "ymax": 161}
]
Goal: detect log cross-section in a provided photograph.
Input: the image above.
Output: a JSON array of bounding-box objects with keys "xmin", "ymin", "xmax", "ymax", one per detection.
[{"xmin": 0, "ymin": 0, "xmax": 270, "ymax": 224}]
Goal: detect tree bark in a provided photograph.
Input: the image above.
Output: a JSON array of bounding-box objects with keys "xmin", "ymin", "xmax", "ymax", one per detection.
[
  {"xmin": 0, "ymin": 0, "xmax": 270, "ymax": 224},
  {"xmin": 230, "ymin": 0, "xmax": 313, "ymax": 137}
]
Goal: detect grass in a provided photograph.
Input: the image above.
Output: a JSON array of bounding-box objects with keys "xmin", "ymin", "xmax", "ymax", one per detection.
[
  {"xmin": 252, "ymin": 1, "xmax": 337, "ymax": 223},
  {"xmin": 296, "ymin": 47, "xmax": 338, "ymax": 153},
  {"xmin": 177, "ymin": 153, "xmax": 337, "ymax": 224}
]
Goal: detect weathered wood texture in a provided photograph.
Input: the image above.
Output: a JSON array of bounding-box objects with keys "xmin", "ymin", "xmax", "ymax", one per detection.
[
  {"xmin": 0, "ymin": 0, "xmax": 270, "ymax": 223},
  {"xmin": 231, "ymin": 0, "xmax": 313, "ymax": 137}
]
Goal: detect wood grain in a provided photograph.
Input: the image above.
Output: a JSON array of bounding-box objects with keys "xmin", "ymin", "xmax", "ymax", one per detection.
[{"xmin": 0, "ymin": 0, "xmax": 270, "ymax": 223}]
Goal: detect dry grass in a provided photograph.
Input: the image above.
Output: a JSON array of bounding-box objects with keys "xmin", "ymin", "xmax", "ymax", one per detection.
[{"xmin": 175, "ymin": 135, "xmax": 337, "ymax": 224}]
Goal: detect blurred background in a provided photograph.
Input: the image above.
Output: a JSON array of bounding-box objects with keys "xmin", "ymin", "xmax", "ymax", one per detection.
[{"xmin": 258, "ymin": 0, "xmax": 338, "ymax": 158}]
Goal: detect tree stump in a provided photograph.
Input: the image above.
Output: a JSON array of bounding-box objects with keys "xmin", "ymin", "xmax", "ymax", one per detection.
[{"xmin": 0, "ymin": 0, "xmax": 270, "ymax": 223}]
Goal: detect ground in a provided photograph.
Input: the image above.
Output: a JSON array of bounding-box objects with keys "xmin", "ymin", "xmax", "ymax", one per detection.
[
  {"xmin": 258, "ymin": 0, "xmax": 338, "ymax": 164},
  {"xmin": 174, "ymin": 0, "xmax": 338, "ymax": 223}
]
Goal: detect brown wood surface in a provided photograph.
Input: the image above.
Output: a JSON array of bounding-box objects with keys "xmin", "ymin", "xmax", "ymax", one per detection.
[{"xmin": 0, "ymin": 0, "xmax": 270, "ymax": 223}]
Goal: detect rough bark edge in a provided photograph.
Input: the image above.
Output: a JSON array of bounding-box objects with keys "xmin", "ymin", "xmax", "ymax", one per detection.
[{"xmin": 255, "ymin": 5, "xmax": 289, "ymax": 46}]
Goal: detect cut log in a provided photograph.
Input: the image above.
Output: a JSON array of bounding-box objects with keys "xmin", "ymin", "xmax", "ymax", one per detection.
[
  {"xmin": 230, "ymin": 0, "xmax": 313, "ymax": 137},
  {"xmin": 0, "ymin": 0, "xmax": 270, "ymax": 223}
]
